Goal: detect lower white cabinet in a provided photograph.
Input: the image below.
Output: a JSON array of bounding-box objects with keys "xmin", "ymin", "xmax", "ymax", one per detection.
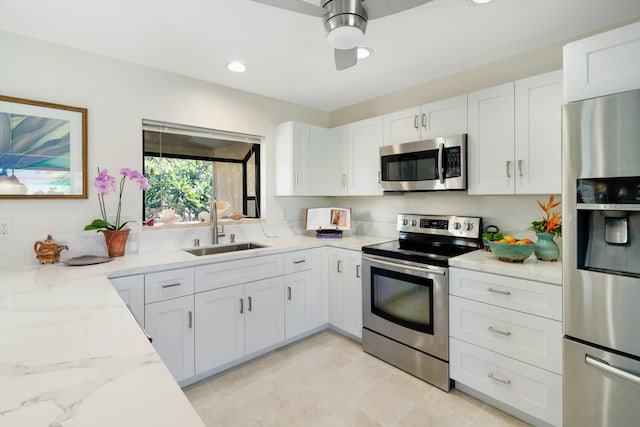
[
  {"xmin": 110, "ymin": 274, "xmax": 144, "ymax": 327},
  {"xmin": 451, "ymin": 338, "xmax": 562, "ymax": 426},
  {"xmin": 449, "ymin": 267, "xmax": 563, "ymax": 426},
  {"xmin": 285, "ymin": 270, "xmax": 312, "ymax": 339},
  {"xmin": 195, "ymin": 276, "xmax": 284, "ymax": 375},
  {"xmin": 328, "ymin": 247, "xmax": 362, "ymax": 339},
  {"xmin": 145, "ymin": 294, "xmax": 195, "ymax": 382}
]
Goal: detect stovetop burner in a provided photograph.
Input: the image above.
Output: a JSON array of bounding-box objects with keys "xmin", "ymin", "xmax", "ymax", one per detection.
[{"xmin": 362, "ymin": 214, "xmax": 482, "ymax": 267}]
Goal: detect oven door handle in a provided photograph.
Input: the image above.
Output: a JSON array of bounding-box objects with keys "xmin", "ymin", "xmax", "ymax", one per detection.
[
  {"xmin": 437, "ymin": 142, "xmax": 445, "ymax": 184},
  {"xmin": 585, "ymin": 355, "xmax": 640, "ymax": 386},
  {"xmin": 362, "ymin": 255, "xmax": 445, "ymax": 276}
]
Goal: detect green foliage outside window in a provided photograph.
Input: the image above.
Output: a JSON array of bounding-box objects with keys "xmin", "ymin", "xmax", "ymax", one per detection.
[{"xmin": 144, "ymin": 156, "xmax": 213, "ymax": 222}]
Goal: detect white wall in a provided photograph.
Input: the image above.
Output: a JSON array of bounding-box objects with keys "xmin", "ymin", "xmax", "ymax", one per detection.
[{"xmin": 0, "ymin": 31, "xmax": 329, "ymax": 266}]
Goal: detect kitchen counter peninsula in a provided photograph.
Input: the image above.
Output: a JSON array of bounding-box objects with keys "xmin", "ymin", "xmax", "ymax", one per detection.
[{"xmin": 0, "ymin": 234, "xmax": 388, "ymax": 426}]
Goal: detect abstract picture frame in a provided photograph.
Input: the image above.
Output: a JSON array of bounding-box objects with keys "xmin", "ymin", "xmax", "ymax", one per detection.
[{"xmin": 0, "ymin": 95, "xmax": 87, "ymax": 199}]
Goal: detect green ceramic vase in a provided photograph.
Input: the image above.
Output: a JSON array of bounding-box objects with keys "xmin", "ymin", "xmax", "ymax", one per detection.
[{"xmin": 534, "ymin": 232, "xmax": 559, "ymax": 262}]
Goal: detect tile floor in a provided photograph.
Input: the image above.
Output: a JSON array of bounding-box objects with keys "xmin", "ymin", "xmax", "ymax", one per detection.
[{"xmin": 184, "ymin": 330, "xmax": 530, "ymax": 427}]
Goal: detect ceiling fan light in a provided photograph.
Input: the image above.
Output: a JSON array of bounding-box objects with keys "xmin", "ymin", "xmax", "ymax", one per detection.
[
  {"xmin": 356, "ymin": 47, "xmax": 373, "ymax": 59},
  {"xmin": 327, "ymin": 25, "xmax": 364, "ymax": 50}
]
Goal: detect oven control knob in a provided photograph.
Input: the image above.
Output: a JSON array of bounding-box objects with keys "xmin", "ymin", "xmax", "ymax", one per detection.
[
  {"xmin": 402, "ymin": 219, "xmax": 409, "ymax": 226},
  {"xmin": 411, "ymin": 220, "xmax": 418, "ymax": 227},
  {"xmin": 464, "ymin": 223, "xmax": 474, "ymax": 231},
  {"xmin": 453, "ymin": 222, "xmax": 462, "ymax": 230}
]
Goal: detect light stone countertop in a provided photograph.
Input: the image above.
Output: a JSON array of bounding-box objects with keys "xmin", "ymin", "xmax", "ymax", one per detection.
[
  {"xmin": 0, "ymin": 234, "xmax": 389, "ymax": 426},
  {"xmin": 449, "ymin": 248, "xmax": 562, "ymax": 285}
]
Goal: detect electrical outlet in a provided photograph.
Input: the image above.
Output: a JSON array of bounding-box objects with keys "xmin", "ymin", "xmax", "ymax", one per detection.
[{"xmin": 0, "ymin": 218, "xmax": 12, "ymax": 239}]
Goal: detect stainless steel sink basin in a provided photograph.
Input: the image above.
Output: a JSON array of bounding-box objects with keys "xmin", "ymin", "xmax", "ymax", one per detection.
[{"xmin": 184, "ymin": 242, "xmax": 268, "ymax": 256}]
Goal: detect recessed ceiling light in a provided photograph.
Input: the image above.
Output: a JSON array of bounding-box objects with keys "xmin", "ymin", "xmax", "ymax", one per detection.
[
  {"xmin": 357, "ymin": 47, "xmax": 374, "ymax": 60},
  {"xmin": 469, "ymin": 0, "xmax": 493, "ymax": 4},
  {"xmin": 226, "ymin": 62, "xmax": 247, "ymax": 73}
]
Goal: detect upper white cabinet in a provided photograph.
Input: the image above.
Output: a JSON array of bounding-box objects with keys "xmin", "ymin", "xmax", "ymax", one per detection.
[
  {"xmin": 274, "ymin": 121, "xmax": 329, "ymax": 196},
  {"xmin": 468, "ymin": 70, "xmax": 562, "ymax": 195},
  {"xmin": 564, "ymin": 21, "xmax": 640, "ymax": 102},
  {"xmin": 347, "ymin": 116, "xmax": 384, "ymax": 196},
  {"xmin": 328, "ymin": 125, "xmax": 348, "ymax": 195},
  {"xmin": 383, "ymin": 94, "xmax": 468, "ymax": 145}
]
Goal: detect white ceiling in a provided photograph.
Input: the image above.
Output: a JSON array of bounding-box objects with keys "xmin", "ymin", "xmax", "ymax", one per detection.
[{"xmin": 1, "ymin": 0, "xmax": 639, "ymax": 111}]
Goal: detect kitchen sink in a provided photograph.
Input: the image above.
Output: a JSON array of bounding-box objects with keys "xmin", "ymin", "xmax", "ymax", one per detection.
[{"xmin": 184, "ymin": 242, "xmax": 268, "ymax": 256}]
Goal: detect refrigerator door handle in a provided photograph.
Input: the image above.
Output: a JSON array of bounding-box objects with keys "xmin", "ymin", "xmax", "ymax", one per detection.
[{"xmin": 585, "ymin": 354, "xmax": 640, "ymax": 386}]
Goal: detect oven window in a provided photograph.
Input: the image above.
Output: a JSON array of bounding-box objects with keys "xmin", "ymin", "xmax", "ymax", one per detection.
[{"xmin": 370, "ymin": 266, "xmax": 434, "ymax": 334}]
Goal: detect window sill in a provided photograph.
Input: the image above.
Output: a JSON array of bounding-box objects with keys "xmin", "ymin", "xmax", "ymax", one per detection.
[{"xmin": 141, "ymin": 217, "xmax": 264, "ymax": 232}]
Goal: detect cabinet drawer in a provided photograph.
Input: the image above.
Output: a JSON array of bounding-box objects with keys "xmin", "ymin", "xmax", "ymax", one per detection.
[
  {"xmin": 449, "ymin": 268, "xmax": 561, "ymax": 320},
  {"xmin": 284, "ymin": 250, "xmax": 312, "ymax": 274},
  {"xmin": 195, "ymin": 254, "xmax": 284, "ymax": 293},
  {"xmin": 450, "ymin": 295, "xmax": 562, "ymax": 374},
  {"xmin": 145, "ymin": 267, "xmax": 194, "ymax": 304},
  {"xmin": 450, "ymin": 338, "xmax": 562, "ymax": 426}
]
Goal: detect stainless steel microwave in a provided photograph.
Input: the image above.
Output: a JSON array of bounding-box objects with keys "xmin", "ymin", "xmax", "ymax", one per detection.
[{"xmin": 379, "ymin": 134, "xmax": 467, "ymax": 192}]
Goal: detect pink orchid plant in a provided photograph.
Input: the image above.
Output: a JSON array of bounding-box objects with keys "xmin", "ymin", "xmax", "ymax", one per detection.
[{"xmin": 84, "ymin": 167, "xmax": 149, "ymax": 232}]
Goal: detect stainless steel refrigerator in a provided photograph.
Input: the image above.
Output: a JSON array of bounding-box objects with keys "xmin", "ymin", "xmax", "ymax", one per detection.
[{"xmin": 563, "ymin": 88, "xmax": 640, "ymax": 426}]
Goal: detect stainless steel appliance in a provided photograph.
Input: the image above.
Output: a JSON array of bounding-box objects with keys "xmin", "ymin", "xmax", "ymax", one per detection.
[
  {"xmin": 563, "ymin": 88, "xmax": 640, "ymax": 427},
  {"xmin": 379, "ymin": 134, "xmax": 467, "ymax": 192},
  {"xmin": 361, "ymin": 214, "xmax": 482, "ymax": 391}
]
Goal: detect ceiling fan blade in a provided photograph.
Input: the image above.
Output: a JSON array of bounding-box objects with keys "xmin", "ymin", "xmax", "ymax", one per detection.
[
  {"xmin": 364, "ymin": 0, "xmax": 433, "ymax": 20},
  {"xmin": 335, "ymin": 48, "xmax": 357, "ymax": 70},
  {"xmin": 250, "ymin": 0, "xmax": 326, "ymax": 17}
]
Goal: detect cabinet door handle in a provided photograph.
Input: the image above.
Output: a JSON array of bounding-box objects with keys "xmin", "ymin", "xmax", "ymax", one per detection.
[
  {"xmin": 188, "ymin": 311, "xmax": 193, "ymax": 329},
  {"xmin": 356, "ymin": 264, "xmax": 361, "ymax": 278},
  {"xmin": 341, "ymin": 174, "xmax": 346, "ymax": 186},
  {"xmin": 295, "ymin": 173, "xmax": 299, "ymax": 185},
  {"xmin": 413, "ymin": 114, "xmax": 419, "ymax": 129},
  {"xmin": 337, "ymin": 260, "xmax": 342, "ymax": 273},
  {"xmin": 161, "ymin": 282, "xmax": 181, "ymax": 288},
  {"xmin": 488, "ymin": 372, "xmax": 511, "ymax": 385},
  {"xmin": 287, "ymin": 286, "xmax": 292, "ymax": 300},
  {"xmin": 377, "ymin": 171, "xmax": 381, "ymax": 184},
  {"xmin": 248, "ymin": 296, "xmax": 252, "ymax": 312},
  {"xmin": 240, "ymin": 298, "xmax": 244, "ymax": 314},
  {"xmin": 421, "ymin": 113, "xmax": 427, "ymax": 129},
  {"xmin": 506, "ymin": 161, "xmax": 511, "ymax": 178},
  {"xmin": 487, "ymin": 287, "xmax": 511, "ymax": 296},
  {"xmin": 293, "ymin": 259, "xmax": 306, "ymax": 264},
  {"xmin": 488, "ymin": 326, "xmax": 511, "ymax": 336},
  {"xmin": 518, "ymin": 160, "xmax": 523, "ymax": 177}
]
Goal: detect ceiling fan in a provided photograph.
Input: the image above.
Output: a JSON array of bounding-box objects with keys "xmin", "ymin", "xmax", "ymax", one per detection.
[{"xmin": 251, "ymin": 0, "xmax": 433, "ymax": 70}]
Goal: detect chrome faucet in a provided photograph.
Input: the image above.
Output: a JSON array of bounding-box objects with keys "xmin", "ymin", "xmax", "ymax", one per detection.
[
  {"xmin": 210, "ymin": 198, "xmax": 225, "ymax": 244},
  {"xmin": 210, "ymin": 199, "xmax": 219, "ymax": 245}
]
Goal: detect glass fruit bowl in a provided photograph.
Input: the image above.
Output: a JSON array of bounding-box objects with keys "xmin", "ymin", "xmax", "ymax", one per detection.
[{"xmin": 487, "ymin": 240, "xmax": 534, "ymax": 263}]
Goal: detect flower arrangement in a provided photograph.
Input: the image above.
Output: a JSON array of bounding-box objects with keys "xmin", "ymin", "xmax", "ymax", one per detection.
[
  {"xmin": 84, "ymin": 167, "xmax": 149, "ymax": 232},
  {"xmin": 528, "ymin": 195, "xmax": 562, "ymax": 237}
]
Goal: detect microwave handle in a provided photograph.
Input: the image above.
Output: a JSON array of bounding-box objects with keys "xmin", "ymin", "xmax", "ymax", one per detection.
[{"xmin": 437, "ymin": 143, "xmax": 445, "ymax": 184}]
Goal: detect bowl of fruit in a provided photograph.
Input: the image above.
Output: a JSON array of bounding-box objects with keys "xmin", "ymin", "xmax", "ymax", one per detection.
[{"xmin": 486, "ymin": 235, "xmax": 534, "ymax": 263}]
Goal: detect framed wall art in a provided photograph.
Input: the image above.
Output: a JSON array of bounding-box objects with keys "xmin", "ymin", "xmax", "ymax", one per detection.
[{"xmin": 0, "ymin": 95, "xmax": 87, "ymax": 199}]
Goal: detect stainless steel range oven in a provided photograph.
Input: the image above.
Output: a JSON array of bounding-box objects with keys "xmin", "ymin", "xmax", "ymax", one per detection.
[{"xmin": 362, "ymin": 214, "xmax": 482, "ymax": 391}]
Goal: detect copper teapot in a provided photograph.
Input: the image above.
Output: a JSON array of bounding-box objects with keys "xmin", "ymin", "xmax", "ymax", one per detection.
[{"xmin": 34, "ymin": 234, "xmax": 68, "ymax": 264}]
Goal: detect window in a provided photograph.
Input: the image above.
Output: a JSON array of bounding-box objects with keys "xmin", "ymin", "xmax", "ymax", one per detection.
[{"xmin": 142, "ymin": 120, "xmax": 261, "ymax": 224}]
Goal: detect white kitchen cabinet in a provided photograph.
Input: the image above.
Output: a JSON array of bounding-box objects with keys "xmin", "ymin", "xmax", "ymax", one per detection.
[
  {"xmin": 145, "ymin": 267, "xmax": 194, "ymax": 304},
  {"xmin": 274, "ymin": 121, "xmax": 329, "ymax": 196},
  {"xmin": 194, "ymin": 284, "xmax": 244, "ymax": 374},
  {"xmin": 347, "ymin": 116, "xmax": 384, "ymax": 196},
  {"xmin": 284, "ymin": 248, "xmax": 327, "ymax": 339},
  {"xmin": 383, "ymin": 94, "xmax": 468, "ymax": 145},
  {"xmin": 328, "ymin": 125, "xmax": 348, "ymax": 195},
  {"xmin": 244, "ymin": 277, "xmax": 285, "ymax": 354},
  {"xmin": 564, "ymin": 21, "xmax": 640, "ymax": 102},
  {"xmin": 110, "ymin": 274, "xmax": 144, "ymax": 327},
  {"xmin": 194, "ymin": 273, "xmax": 284, "ymax": 375},
  {"xmin": 468, "ymin": 70, "xmax": 562, "ymax": 195},
  {"xmin": 328, "ymin": 247, "xmax": 362, "ymax": 339},
  {"xmin": 449, "ymin": 266, "xmax": 563, "ymax": 426},
  {"xmin": 514, "ymin": 70, "xmax": 562, "ymax": 194},
  {"xmin": 145, "ymin": 294, "xmax": 195, "ymax": 382}
]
